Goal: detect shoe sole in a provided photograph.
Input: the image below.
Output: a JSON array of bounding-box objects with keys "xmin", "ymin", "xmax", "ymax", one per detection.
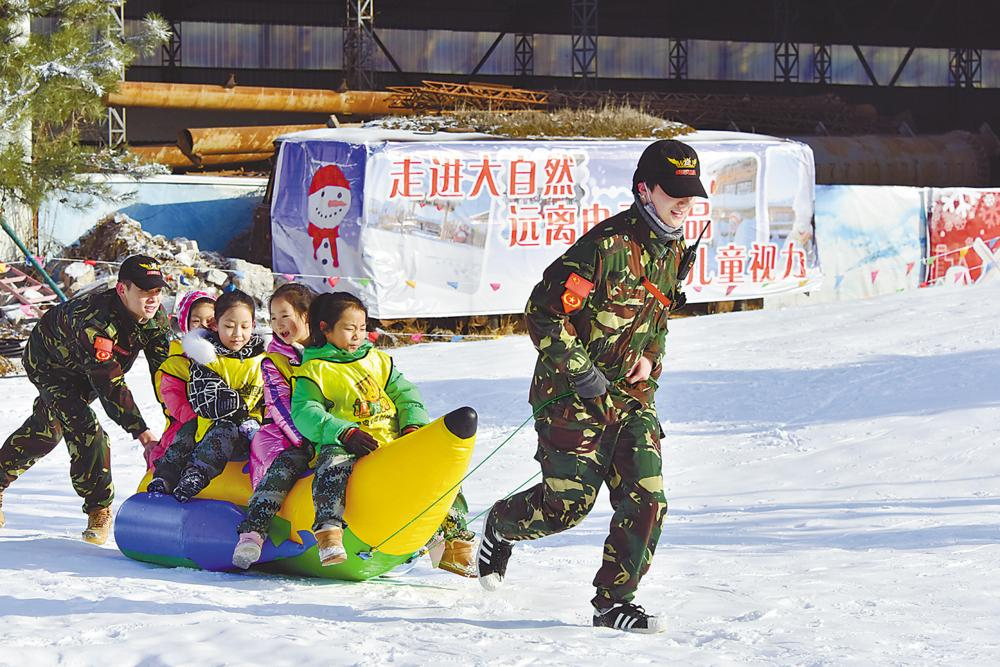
[
  {"xmin": 232, "ymin": 547, "xmax": 262, "ymax": 570},
  {"xmin": 82, "ymin": 533, "xmax": 108, "ymax": 545},
  {"xmin": 437, "ymin": 562, "xmax": 479, "ymax": 578},
  {"xmin": 320, "ymin": 553, "xmax": 347, "ymax": 566}
]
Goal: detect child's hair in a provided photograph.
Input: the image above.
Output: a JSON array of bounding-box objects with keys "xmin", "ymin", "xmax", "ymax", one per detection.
[
  {"xmin": 308, "ymin": 291, "xmax": 368, "ymax": 347},
  {"xmin": 214, "ymin": 289, "xmax": 256, "ymax": 321},
  {"xmin": 270, "ymin": 282, "xmax": 316, "ymax": 317}
]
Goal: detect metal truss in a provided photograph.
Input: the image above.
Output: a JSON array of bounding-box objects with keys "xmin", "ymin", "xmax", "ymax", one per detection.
[
  {"xmin": 514, "ymin": 33, "xmax": 534, "ymax": 76},
  {"xmin": 571, "ymin": 0, "xmax": 598, "ymax": 84},
  {"xmin": 814, "ymin": 43, "xmax": 831, "ymax": 84},
  {"xmin": 344, "ymin": 0, "xmax": 376, "ymax": 90},
  {"xmin": 386, "ymin": 80, "xmax": 549, "ymax": 111},
  {"xmin": 949, "ymin": 48, "xmax": 981, "ymax": 88},
  {"xmin": 106, "ymin": 0, "xmax": 126, "ymax": 147},
  {"xmin": 774, "ymin": 42, "xmax": 799, "ymax": 83},
  {"xmin": 161, "ymin": 20, "xmax": 181, "ymax": 68},
  {"xmin": 668, "ymin": 39, "xmax": 688, "ymax": 80}
]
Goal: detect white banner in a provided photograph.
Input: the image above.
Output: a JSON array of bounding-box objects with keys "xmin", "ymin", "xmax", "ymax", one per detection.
[{"xmin": 271, "ymin": 129, "xmax": 817, "ymax": 319}]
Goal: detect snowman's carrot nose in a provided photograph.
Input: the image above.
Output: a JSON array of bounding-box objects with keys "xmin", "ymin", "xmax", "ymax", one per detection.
[{"xmin": 327, "ymin": 199, "xmax": 347, "ymax": 208}]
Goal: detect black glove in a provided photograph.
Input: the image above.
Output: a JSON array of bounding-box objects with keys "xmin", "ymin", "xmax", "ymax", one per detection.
[
  {"xmin": 570, "ymin": 365, "xmax": 609, "ymax": 399},
  {"xmin": 341, "ymin": 428, "xmax": 379, "ymax": 458},
  {"xmin": 187, "ymin": 364, "xmax": 245, "ymax": 420},
  {"xmin": 670, "ymin": 289, "xmax": 687, "ymax": 313}
]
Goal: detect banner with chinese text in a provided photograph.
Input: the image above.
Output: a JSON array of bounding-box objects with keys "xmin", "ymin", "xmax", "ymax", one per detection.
[{"xmin": 271, "ymin": 131, "xmax": 818, "ymax": 318}]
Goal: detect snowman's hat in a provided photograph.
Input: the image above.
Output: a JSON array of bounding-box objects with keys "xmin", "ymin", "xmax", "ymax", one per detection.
[{"xmin": 309, "ymin": 164, "xmax": 350, "ymax": 194}]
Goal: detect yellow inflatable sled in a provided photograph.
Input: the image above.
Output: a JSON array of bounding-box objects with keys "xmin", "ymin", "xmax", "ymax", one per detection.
[{"xmin": 115, "ymin": 407, "xmax": 478, "ymax": 580}]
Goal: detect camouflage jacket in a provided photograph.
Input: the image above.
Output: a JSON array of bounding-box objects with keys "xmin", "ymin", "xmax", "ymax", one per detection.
[
  {"xmin": 24, "ymin": 288, "xmax": 171, "ymax": 436},
  {"xmin": 525, "ymin": 206, "xmax": 685, "ymax": 409}
]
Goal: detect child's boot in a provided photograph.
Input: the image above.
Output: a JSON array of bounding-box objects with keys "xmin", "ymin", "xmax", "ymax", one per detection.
[
  {"xmin": 232, "ymin": 531, "xmax": 264, "ymax": 569},
  {"xmin": 173, "ymin": 468, "xmax": 208, "ymax": 503},
  {"xmin": 438, "ymin": 538, "xmax": 477, "ymax": 578},
  {"xmin": 0, "ymin": 490, "xmax": 6, "ymax": 528},
  {"xmin": 82, "ymin": 506, "xmax": 112, "ymax": 545},
  {"xmin": 315, "ymin": 522, "xmax": 347, "ymax": 566}
]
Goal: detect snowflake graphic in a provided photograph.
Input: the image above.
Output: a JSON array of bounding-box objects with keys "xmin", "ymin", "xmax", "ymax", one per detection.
[{"xmin": 974, "ymin": 191, "xmax": 1000, "ymax": 230}]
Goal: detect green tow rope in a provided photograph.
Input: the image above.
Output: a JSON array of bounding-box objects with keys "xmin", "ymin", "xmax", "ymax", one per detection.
[{"xmin": 358, "ymin": 390, "xmax": 574, "ymax": 560}]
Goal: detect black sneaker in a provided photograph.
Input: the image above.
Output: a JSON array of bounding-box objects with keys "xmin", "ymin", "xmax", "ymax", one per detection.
[
  {"xmin": 593, "ymin": 603, "xmax": 664, "ymax": 634},
  {"xmin": 172, "ymin": 469, "xmax": 208, "ymax": 503},
  {"xmin": 476, "ymin": 510, "xmax": 513, "ymax": 591},
  {"xmin": 146, "ymin": 477, "xmax": 169, "ymax": 495}
]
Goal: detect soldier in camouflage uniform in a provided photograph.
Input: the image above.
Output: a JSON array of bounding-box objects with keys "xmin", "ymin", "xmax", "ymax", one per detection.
[
  {"xmin": 0, "ymin": 255, "xmax": 170, "ymax": 544},
  {"xmin": 476, "ymin": 140, "xmax": 709, "ymax": 634}
]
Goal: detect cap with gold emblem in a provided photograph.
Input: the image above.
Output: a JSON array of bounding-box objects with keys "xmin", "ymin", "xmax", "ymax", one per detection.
[
  {"xmin": 633, "ymin": 139, "xmax": 708, "ymax": 199},
  {"xmin": 118, "ymin": 254, "xmax": 168, "ymax": 290}
]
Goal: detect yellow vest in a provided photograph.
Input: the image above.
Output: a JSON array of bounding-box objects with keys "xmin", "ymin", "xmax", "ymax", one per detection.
[
  {"xmin": 293, "ymin": 347, "xmax": 398, "ymax": 446},
  {"xmin": 196, "ymin": 352, "xmax": 265, "ymax": 441}
]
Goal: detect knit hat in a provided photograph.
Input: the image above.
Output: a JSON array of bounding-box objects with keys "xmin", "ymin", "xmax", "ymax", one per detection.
[
  {"xmin": 308, "ymin": 165, "xmax": 350, "ymax": 195},
  {"xmin": 175, "ymin": 290, "xmax": 216, "ymax": 334}
]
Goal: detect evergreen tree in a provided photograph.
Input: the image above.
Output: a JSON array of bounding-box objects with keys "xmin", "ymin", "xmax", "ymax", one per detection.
[{"xmin": 0, "ymin": 1, "xmax": 169, "ymax": 218}]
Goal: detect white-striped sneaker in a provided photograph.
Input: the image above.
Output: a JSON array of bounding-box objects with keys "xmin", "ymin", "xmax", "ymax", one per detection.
[
  {"xmin": 476, "ymin": 510, "xmax": 513, "ymax": 591},
  {"xmin": 593, "ymin": 603, "xmax": 664, "ymax": 634}
]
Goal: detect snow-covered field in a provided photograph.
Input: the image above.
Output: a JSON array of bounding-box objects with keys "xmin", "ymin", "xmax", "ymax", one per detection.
[{"xmin": 1, "ymin": 281, "xmax": 998, "ymax": 666}]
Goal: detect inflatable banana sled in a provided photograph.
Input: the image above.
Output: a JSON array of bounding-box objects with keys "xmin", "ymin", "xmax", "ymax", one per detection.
[{"xmin": 115, "ymin": 406, "xmax": 477, "ymax": 581}]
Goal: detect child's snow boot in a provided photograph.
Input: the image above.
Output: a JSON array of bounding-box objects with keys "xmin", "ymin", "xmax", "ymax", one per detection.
[
  {"xmin": 232, "ymin": 531, "xmax": 264, "ymax": 569},
  {"xmin": 438, "ymin": 538, "xmax": 477, "ymax": 578},
  {"xmin": 146, "ymin": 477, "xmax": 170, "ymax": 495},
  {"xmin": 315, "ymin": 523, "xmax": 347, "ymax": 566},
  {"xmin": 82, "ymin": 506, "xmax": 112, "ymax": 545},
  {"xmin": 0, "ymin": 490, "xmax": 5, "ymax": 528},
  {"xmin": 173, "ymin": 468, "xmax": 208, "ymax": 503},
  {"xmin": 592, "ymin": 602, "xmax": 664, "ymax": 634}
]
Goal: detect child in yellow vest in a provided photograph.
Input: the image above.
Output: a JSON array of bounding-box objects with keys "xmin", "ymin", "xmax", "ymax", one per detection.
[
  {"xmin": 291, "ymin": 292, "xmax": 475, "ymax": 573},
  {"xmin": 148, "ymin": 290, "xmax": 265, "ymax": 502}
]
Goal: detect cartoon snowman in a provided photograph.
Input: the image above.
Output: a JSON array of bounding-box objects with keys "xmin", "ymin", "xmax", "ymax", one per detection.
[{"xmin": 306, "ymin": 164, "xmax": 352, "ymax": 269}]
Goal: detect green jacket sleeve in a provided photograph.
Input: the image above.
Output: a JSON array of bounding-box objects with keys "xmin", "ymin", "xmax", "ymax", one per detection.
[
  {"xmin": 385, "ymin": 361, "xmax": 429, "ymax": 429},
  {"xmin": 290, "ymin": 376, "xmax": 355, "ymax": 447},
  {"xmin": 524, "ymin": 239, "xmax": 603, "ymax": 378}
]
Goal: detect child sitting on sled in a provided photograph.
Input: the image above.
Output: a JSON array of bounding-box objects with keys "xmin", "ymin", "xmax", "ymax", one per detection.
[
  {"xmin": 289, "ymin": 292, "xmax": 476, "ymax": 575},
  {"xmin": 231, "ymin": 282, "xmax": 317, "ymax": 569},
  {"xmin": 146, "ymin": 290, "xmax": 217, "ymax": 469},
  {"xmin": 148, "ymin": 289, "xmax": 265, "ymax": 502}
]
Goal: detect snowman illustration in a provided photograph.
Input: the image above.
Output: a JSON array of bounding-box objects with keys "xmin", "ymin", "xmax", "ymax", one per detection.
[{"xmin": 306, "ymin": 164, "xmax": 352, "ymax": 269}]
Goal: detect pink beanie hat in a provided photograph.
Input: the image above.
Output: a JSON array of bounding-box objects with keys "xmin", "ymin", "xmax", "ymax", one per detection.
[{"xmin": 175, "ymin": 290, "xmax": 216, "ymax": 334}]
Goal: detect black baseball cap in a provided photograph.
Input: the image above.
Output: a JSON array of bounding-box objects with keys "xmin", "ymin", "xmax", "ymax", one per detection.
[
  {"xmin": 118, "ymin": 254, "xmax": 168, "ymax": 290},
  {"xmin": 633, "ymin": 139, "xmax": 709, "ymax": 199}
]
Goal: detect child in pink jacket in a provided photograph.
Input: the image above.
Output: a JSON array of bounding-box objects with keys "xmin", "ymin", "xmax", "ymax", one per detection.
[
  {"xmin": 146, "ymin": 290, "xmax": 216, "ymax": 469},
  {"xmin": 232, "ymin": 283, "xmax": 316, "ymax": 569}
]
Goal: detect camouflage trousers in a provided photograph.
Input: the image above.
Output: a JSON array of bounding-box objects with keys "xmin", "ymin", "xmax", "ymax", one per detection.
[
  {"xmin": 0, "ymin": 377, "xmax": 113, "ymax": 514},
  {"xmin": 154, "ymin": 420, "xmax": 247, "ymax": 487},
  {"xmin": 310, "ymin": 444, "xmax": 473, "ymax": 540},
  {"xmin": 238, "ymin": 443, "xmax": 314, "ymax": 536},
  {"xmin": 491, "ymin": 394, "xmax": 668, "ymax": 609}
]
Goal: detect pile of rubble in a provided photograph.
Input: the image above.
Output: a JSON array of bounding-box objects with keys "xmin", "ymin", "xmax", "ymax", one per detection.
[{"xmin": 51, "ymin": 213, "xmax": 274, "ymax": 316}]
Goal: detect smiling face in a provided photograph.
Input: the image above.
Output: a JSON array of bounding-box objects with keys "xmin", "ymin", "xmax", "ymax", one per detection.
[
  {"xmin": 322, "ymin": 306, "xmax": 367, "ymax": 352},
  {"xmin": 269, "ymin": 297, "xmax": 310, "ymax": 346},
  {"xmin": 214, "ymin": 303, "xmax": 255, "ymax": 351},
  {"xmin": 117, "ymin": 282, "xmax": 163, "ymax": 323},
  {"xmin": 308, "ymin": 185, "xmax": 351, "ymax": 229},
  {"xmin": 647, "ymin": 183, "xmax": 695, "ymax": 229}
]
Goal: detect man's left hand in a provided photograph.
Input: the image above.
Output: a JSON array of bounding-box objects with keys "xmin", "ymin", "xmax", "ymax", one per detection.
[
  {"xmin": 136, "ymin": 429, "xmax": 159, "ymax": 456},
  {"xmin": 625, "ymin": 356, "xmax": 653, "ymax": 384}
]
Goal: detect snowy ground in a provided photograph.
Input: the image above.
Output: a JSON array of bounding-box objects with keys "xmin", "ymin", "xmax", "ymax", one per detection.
[{"xmin": 1, "ymin": 280, "xmax": 999, "ymax": 666}]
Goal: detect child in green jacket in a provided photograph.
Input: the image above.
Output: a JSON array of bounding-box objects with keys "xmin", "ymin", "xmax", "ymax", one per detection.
[{"xmin": 290, "ymin": 292, "xmax": 475, "ymax": 574}]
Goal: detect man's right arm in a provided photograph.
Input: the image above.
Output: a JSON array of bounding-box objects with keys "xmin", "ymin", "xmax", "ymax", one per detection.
[{"xmin": 78, "ymin": 324, "xmax": 149, "ymax": 437}]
